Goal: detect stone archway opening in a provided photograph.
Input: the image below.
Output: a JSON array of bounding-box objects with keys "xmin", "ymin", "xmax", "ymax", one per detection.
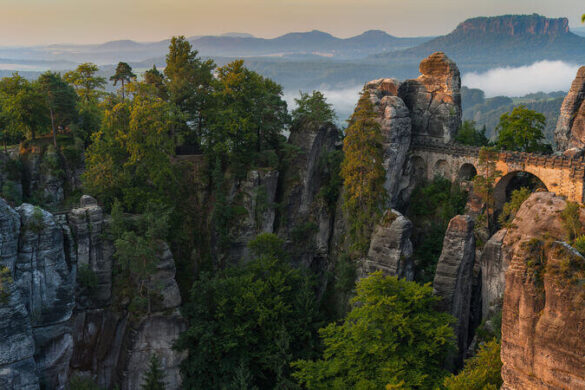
[
  {"xmin": 434, "ymin": 159, "xmax": 449, "ymax": 178},
  {"xmin": 457, "ymin": 163, "xmax": 477, "ymax": 182},
  {"xmin": 410, "ymin": 156, "xmax": 427, "ymax": 183},
  {"xmin": 494, "ymin": 171, "xmax": 547, "ymax": 213}
]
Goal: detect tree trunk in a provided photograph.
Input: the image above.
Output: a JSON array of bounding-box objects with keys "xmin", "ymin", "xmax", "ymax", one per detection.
[
  {"xmin": 50, "ymin": 108, "xmax": 57, "ymax": 148},
  {"xmin": 121, "ymin": 80, "xmax": 125, "ymax": 102}
]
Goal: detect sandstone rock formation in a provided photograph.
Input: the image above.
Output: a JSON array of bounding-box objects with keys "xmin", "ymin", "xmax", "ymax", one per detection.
[
  {"xmin": 555, "ymin": 66, "xmax": 585, "ymax": 151},
  {"xmin": 433, "ymin": 215, "xmax": 475, "ymax": 368},
  {"xmin": 398, "ymin": 52, "xmax": 462, "ymax": 144},
  {"xmin": 0, "ymin": 196, "xmax": 186, "ymax": 390},
  {"xmin": 364, "ymin": 79, "xmax": 412, "ymax": 206},
  {"xmin": 360, "ymin": 209, "xmax": 414, "ymax": 280},
  {"xmin": 277, "ymin": 122, "xmax": 341, "ymax": 269},
  {"xmin": 501, "ymin": 241, "xmax": 585, "ymax": 389},
  {"xmin": 481, "ymin": 192, "xmax": 572, "ymax": 320},
  {"xmin": 223, "ymin": 169, "xmax": 280, "ymax": 263}
]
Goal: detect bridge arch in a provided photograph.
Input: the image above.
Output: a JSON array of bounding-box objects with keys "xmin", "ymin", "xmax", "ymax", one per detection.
[
  {"xmin": 494, "ymin": 171, "xmax": 547, "ymax": 211},
  {"xmin": 434, "ymin": 159, "xmax": 450, "ymax": 178},
  {"xmin": 457, "ymin": 163, "xmax": 477, "ymax": 181}
]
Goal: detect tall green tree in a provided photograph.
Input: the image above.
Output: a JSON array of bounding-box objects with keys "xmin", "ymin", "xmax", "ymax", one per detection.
[
  {"xmin": 455, "ymin": 120, "xmax": 489, "ymax": 147},
  {"xmin": 473, "ymin": 146, "xmax": 501, "ymax": 231},
  {"xmin": 64, "ymin": 62, "xmax": 105, "ymax": 104},
  {"xmin": 496, "ymin": 105, "xmax": 547, "ymax": 152},
  {"xmin": 164, "ymin": 36, "xmax": 215, "ymax": 144},
  {"xmin": 340, "ymin": 91, "xmax": 386, "ymax": 255},
  {"xmin": 37, "ymin": 71, "xmax": 78, "ymax": 147},
  {"xmin": 292, "ymin": 272, "xmax": 455, "ymax": 389},
  {"xmin": 291, "ymin": 90, "xmax": 335, "ymax": 129},
  {"xmin": 143, "ymin": 65, "xmax": 168, "ymax": 100},
  {"xmin": 0, "ymin": 73, "xmax": 47, "ymax": 140},
  {"xmin": 142, "ymin": 354, "xmax": 166, "ymax": 390},
  {"xmin": 175, "ymin": 233, "xmax": 321, "ymax": 390},
  {"xmin": 209, "ymin": 60, "xmax": 289, "ymax": 172},
  {"xmin": 110, "ymin": 62, "xmax": 136, "ymax": 101}
]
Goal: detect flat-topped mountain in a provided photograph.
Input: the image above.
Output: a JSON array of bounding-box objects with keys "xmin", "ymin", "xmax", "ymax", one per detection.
[{"xmin": 373, "ymin": 14, "xmax": 585, "ymax": 70}]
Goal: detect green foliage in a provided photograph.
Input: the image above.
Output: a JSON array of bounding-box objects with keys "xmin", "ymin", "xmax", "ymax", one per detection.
[
  {"xmin": 317, "ymin": 149, "xmax": 343, "ymax": 214},
  {"xmin": 572, "ymin": 235, "xmax": 585, "ymax": 257},
  {"xmin": 83, "ymin": 92, "xmax": 177, "ymax": 212},
  {"xmin": 473, "ymin": 147, "xmax": 501, "ymax": 231},
  {"xmin": 28, "ymin": 206, "xmax": 45, "ymax": 233},
  {"xmin": 68, "ymin": 375, "xmax": 102, "ymax": 390},
  {"xmin": 407, "ymin": 177, "xmax": 468, "ymax": 282},
  {"xmin": 341, "ymin": 91, "xmax": 387, "ymax": 255},
  {"xmin": 498, "ymin": 187, "xmax": 531, "ymax": 227},
  {"xmin": 64, "ymin": 62, "xmax": 106, "ymax": 104},
  {"xmin": 0, "ymin": 265, "xmax": 12, "ymax": 304},
  {"xmin": 443, "ymin": 339, "xmax": 502, "ymax": 390},
  {"xmin": 38, "ymin": 71, "xmax": 78, "ymax": 146},
  {"xmin": 455, "ymin": 120, "xmax": 489, "ymax": 146},
  {"xmin": 292, "ymin": 272, "xmax": 455, "ymax": 389},
  {"xmin": 78, "ymin": 264, "xmax": 98, "ymax": 297},
  {"xmin": 522, "ymin": 238, "xmax": 547, "ymax": 289},
  {"xmin": 1, "ymin": 180, "xmax": 21, "ymax": 204},
  {"xmin": 291, "ymin": 90, "xmax": 335, "ymax": 128},
  {"xmin": 141, "ymin": 354, "xmax": 166, "ymax": 390},
  {"xmin": 496, "ymin": 105, "xmax": 549, "ymax": 153},
  {"xmin": 110, "ymin": 62, "xmax": 136, "ymax": 101},
  {"xmin": 207, "ymin": 60, "xmax": 289, "ymax": 176},
  {"xmin": 560, "ymin": 201, "xmax": 583, "ymax": 241},
  {"xmin": 176, "ymin": 233, "xmax": 321, "ymax": 389}
]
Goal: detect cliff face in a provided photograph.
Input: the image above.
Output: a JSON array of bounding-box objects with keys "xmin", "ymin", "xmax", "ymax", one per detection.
[
  {"xmin": 501, "ymin": 241, "xmax": 585, "ymax": 389},
  {"xmin": 433, "ymin": 215, "xmax": 475, "ymax": 368},
  {"xmin": 554, "ymin": 66, "xmax": 585, "ymax": 151},
  {"xmin": 398, "ymin": 52, "xmax": 461, "ymax": 144},
  {"xmin": 0, "ymin": 196, "xmax": 186, "ymax": 390},
  {"xmin": 455, "ymin": 14, "xmax": 570, "ymax": 37},
  {"xmin": 485, "ymin": 192, "xmax": 585, "ymax": 389}
]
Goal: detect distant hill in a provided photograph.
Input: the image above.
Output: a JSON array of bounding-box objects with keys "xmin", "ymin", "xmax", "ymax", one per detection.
[
  {"xmin": 187, "ymin": 30, "xmax": 431, "ymax": 58},
  {"xmin": 373, "ymin": 14, "xmax": 585, "ymax": 71}
]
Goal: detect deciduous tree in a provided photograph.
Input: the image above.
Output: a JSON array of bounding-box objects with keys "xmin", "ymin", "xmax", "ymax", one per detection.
[{"xmin": 496, "ymin": 105, "xmax": 547, "ymax": 153}]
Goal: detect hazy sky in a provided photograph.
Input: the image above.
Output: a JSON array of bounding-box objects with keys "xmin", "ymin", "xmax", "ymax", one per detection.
[{"xmin": 1, "ymin": 0, "xmax": 584, "ymax": 46}]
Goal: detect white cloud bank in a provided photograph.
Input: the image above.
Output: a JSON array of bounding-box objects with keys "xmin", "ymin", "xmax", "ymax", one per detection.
[{"xmin": 462, "ymin": 61, "xmax": 580, "ymax": 97}]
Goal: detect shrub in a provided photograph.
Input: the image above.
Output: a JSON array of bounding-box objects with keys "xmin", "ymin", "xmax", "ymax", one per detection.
[
  {"xmin": 443, "ymin": 339, "xmax": 502, "ymax": 390},
  {"xmin": 561, "ymin": 201, "xmax": 583, "ymax": 241},
  {"xmin": 498, "ymin": 187, "xmax": 531, "ymax": 227}
]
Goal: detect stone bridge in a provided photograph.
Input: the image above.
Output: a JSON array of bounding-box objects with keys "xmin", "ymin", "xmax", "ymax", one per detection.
[{"xmin": 409, "ymin": 139, "xmax": 585, "ymax": 207}]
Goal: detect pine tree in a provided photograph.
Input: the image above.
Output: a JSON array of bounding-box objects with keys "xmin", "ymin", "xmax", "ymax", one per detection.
[
  {"xmin": 340, "ymin": 91, "xmax": 386, "ymax": 255},
  {"xmin": 141, "ymin": 354, "xmax": 166, "ymax": 390},
  {"xmin": 110, "ymin": 62, "xmax": 136, "ymax": 101}
]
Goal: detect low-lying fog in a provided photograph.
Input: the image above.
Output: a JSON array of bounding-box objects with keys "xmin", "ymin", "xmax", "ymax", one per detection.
[{"xmin": 287, "ymin": 61, "xmax": 579, "ymax": 123}]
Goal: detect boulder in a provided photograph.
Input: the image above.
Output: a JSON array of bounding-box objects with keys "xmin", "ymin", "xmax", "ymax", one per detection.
[
  {"xmin": 554, "ymin": 66, "xmax": 585, "ymax": 151},
  {"xmin": 360, "ymin": 209, "xmax": 414, "ymax": 280},
  {"xmin": 398, "ymin": 52, "xmax": 462, "ymax": 144},
  {"xmin": 433, "ymin": 215, "xmax": 475, "ymax": 369}
]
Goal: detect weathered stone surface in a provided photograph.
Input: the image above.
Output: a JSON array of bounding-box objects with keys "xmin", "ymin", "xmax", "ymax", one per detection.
[
  {"xmin": 277, "ymin": 122, "xmax": 341, "ymax": 269},
  {"xmin": 364, "ymin": 79, "xmax": 412, "ymax": 206},
  {"xmin": 360, "ymin": 210, "xmax": 414, "ymax": 280},
  {"xmin": 479, "ymin": 229, "xmax": 507, "ymax": 320},
  {"xmin": 120, "ymin": 314, "xmax": 187, "ymax": 390},
  {"xmin": 555, "ymin": 66, "xmax": 585, "ymax": 151},
  {"xmin": 398, "ymin": 52, "xmax": 462, "ymax": 144},
  {"xmin": 224, "ymin": 169, "xmax": 280, "ymax": 263},
  {"xmin": 69, "ymin": 197, "xmax": 113, "ymax": 305},
  {"xmin": 433, "ymin": 215, "xmax": 475, "ymax": 368},
  {"xmin": 501, "ymin": 241, "xmax": 585, "ymax": 389}
]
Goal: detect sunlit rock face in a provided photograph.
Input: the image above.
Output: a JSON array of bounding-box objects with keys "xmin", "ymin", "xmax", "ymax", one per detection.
[
  {"xmin": 398, "ymin": 52, "xmax": 462, "ymax": 144},
  {"xmin": 555, "ymin": 66, "xmax": 585, "ymax": 151}
]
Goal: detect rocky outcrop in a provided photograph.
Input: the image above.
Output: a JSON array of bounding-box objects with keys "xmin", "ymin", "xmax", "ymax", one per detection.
[
  {"xmin": 555, "ymin": 66, "xmax": 585, "ymax": 151},
  {"xmin": 277, "ymin": 122, "xmax": 341, "ymax": 269},
  {"xmin": 456, "ymin": 14, "xmax": 570, "ymax": 37},
  {"xmin": 224, "ymin": 169, "xmax": 280, "ymax": 263},
  {"xmin": 68, "ymin": 195, "xmax": 113, "ymax": 305},
  {"xmin": 364, "ymin": 79, "xmax": 412, "ymax": 206},
  {"xmin": 501, "ymin": 241, "xmax": 585, "ymax": 389},
  {"xmin": 398, "ymin": 52, "xmax": 461, "ymax": 144},
  {"xmin": 481, "ymin": 192, "xmax": 572, "ymax": 321},
  {"xmin": 433, "ymin": 215, "xmax": 475, "ymax": 368},
  {"xmin": 360, "ymin": 209, "xmax": 414, "ymax": 280}
]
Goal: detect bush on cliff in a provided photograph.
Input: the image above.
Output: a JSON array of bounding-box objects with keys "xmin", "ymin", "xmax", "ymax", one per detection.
[
  {"xmin": 292, "ymin": 272, "xmax": 455, "ymax": 389},
  {"xmin": 443, "ymin": 338, "xmax": 502, "ymax": 390},
  {"xmin": 341, "ymin": 91, "xmax": 386, "ymax": 255}
]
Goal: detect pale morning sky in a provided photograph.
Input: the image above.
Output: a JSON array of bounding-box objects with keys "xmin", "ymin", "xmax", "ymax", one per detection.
[{"xmin": 0, "ymin": 0, "xmax": 584, "ymax": 46}]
